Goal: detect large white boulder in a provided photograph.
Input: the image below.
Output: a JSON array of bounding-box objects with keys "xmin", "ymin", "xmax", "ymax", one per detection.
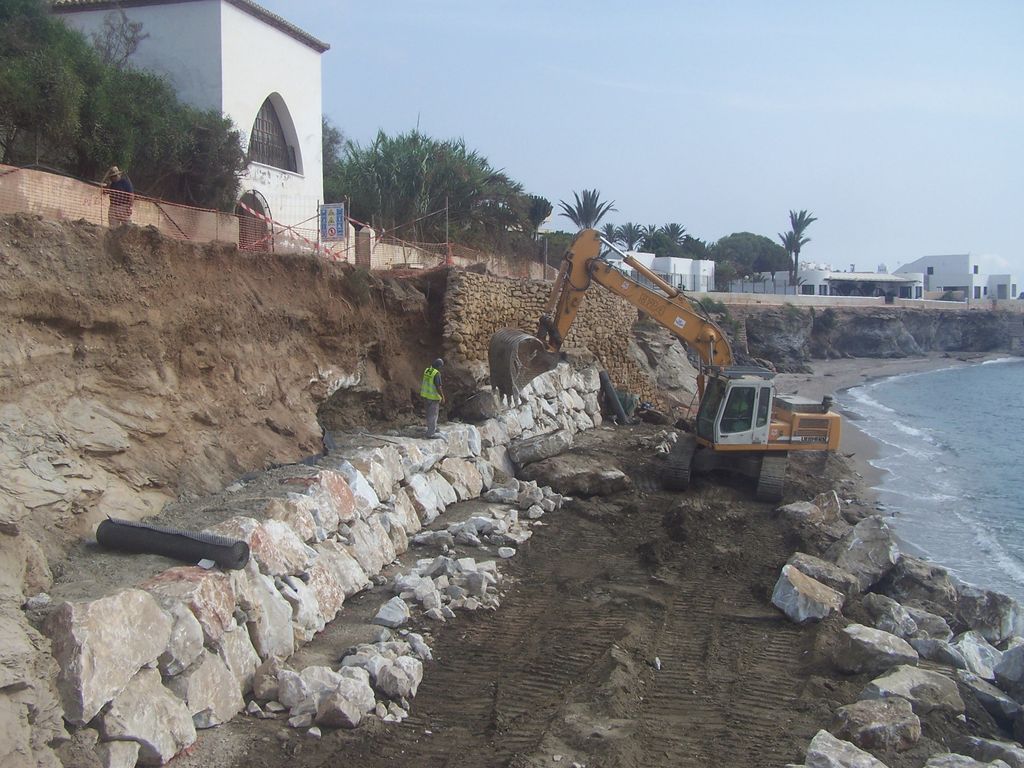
[
  {"xmin": 825, "ymin": 516, "xmax": 900, "ymax": 592},
  {"xmin": 97, "ymin": 668, "xmax": 196, "ymax": 765},
  {"xmin": 165, "ymin": 650, "xmax": 244, "ymax": 729},
  {"xmin": 804, "ymin": 729, "xmax": 888, "ymax": 768},
  {"xmin": 954, "ymin": 631, "xmax": 1002, "ymax": 681},
  {"xmin": 834, "ymin": 624, "xmax": 919, "ymax": 675},
  {"xmin": 860, "ymin": 665, "xmax": 964, "ymax": 715},
  {"xmin": 507, "ymin": 429, "xmax": 573, "ymax": 467},
  {"xmin": 830, "ymin": 697, "xmax": 921, "ymax": 752},
  {"xmin": 772, "ymin": 565, "xmax": 844, "ymax": 624},
  {"xmin": 45, "ymin": 589, "xmax": 172, "ymax": 724},
  {"xmin": 143, "ymin": 566, "xmax": 236, "ymax": 645}
]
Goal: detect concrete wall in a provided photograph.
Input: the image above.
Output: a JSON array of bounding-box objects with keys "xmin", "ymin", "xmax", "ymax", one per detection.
[{"xmin": 443, "ymin": 271, "xmax": 657, "ymax": 402}]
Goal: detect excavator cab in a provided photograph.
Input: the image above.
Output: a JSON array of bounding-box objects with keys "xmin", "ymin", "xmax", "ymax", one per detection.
[{"xmin": 695, "ymin": 369, "xmax": 775, "ymax": 447}]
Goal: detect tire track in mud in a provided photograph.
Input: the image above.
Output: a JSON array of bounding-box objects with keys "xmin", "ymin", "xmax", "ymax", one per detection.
[
  {"xmin": 279, "ymin": 507, "xmax": 648, "ymax": 768},
  {"xmin": 235, "ymin": 467, "xmax": 822, "ymax": 768},
  {"xmin": 634, "ymin": 497, "xmax": 815, "ymax": 768}
]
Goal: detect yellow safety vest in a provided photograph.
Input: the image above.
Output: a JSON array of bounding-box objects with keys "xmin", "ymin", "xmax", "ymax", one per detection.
[{"xmin": 420, "ymin": 366, "xmax": 441, "ymax": 400}]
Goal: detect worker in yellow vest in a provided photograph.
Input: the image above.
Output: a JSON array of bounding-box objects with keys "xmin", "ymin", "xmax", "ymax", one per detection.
[{"xmin": 420, "ymin": 358, "xmax": 445, "ymax": 437}]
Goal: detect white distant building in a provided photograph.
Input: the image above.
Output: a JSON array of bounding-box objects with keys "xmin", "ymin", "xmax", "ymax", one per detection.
[
  {"xmin": 798, "ymin": 267, "xmax": 923, "ymax": 299},
  {"xmin": 610, "ymin": 250, "xmax": 715, "ymax": 292},
  {"xmin": 54, "ymin": 0, "xmax": 328, "ymax": 240},
  {"xmin": 895, "ymin": 254, "xmax": 1019, "ymax": 301},
  {"xmin": 730, "ymin": 263, "xmax": 924, "ymax": 299}
]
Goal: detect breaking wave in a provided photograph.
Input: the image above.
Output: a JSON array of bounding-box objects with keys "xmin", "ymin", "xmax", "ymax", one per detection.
[{"xmin": 838, "ymin": 358, "xmax": 1024, "ymax": 601}]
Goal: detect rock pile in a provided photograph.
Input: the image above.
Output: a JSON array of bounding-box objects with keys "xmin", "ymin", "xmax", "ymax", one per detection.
[
  {"xmin": 35, "ymin": 361, "xmax": 597, "ymax": 766},
  {"xmin": 772, "ymin": 493, "xmax": 1024, "ymax": 767}
]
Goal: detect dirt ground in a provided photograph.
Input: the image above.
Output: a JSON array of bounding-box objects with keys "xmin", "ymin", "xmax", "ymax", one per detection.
[
  {"xmin": 164, "ymin": 425, "xmax": 996, "ymax": 768},
  {"xmin": 0, "ymin": 214, "xmax": 445, "ymax": 566}
]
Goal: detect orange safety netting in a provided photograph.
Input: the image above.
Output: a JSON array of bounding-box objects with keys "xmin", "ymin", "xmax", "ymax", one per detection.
[{"xmin": 0, "ymin": 164, "xmax": 553, "ymax": 280}]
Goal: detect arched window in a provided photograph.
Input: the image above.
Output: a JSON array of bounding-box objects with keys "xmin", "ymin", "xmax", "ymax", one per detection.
[{"xmin": 249, "ymin": 98, "xmax": 297, "ymax": 172}]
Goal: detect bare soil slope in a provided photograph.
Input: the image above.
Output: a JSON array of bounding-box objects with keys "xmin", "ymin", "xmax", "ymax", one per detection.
[{"xmin": 0, "ymin": 214, "xmax": 440, "ymax": 570}]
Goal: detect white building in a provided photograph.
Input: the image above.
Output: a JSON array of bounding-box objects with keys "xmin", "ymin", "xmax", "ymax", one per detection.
[
  {"xmin": 54, "ymin": 0, "xmax": 328, "ymax": 237},
  {"xmin": 730, "ymin": 264, "xmax": 924, "ymax": 299},
  {"xmin": 895, "ymin": 254, "xmax": 1018, "ymax": 301},
  {"xmin": 610, "ymin": 251, "xmax": 715, "ymax": 292},
  {"xmin": 799, "ymin": 268, "xmax": 924, "ymax": 299}
]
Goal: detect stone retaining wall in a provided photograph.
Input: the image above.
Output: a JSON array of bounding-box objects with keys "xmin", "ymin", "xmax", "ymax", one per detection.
[
  {"xmin": 443, "ymin": 270, "xmax": 657, "ymax": 402},
  {"xmin": 40, "ymin": 361, "xmax": 602, "ymax": 766}
]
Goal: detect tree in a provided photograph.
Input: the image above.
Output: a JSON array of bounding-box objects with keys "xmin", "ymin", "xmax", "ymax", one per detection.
[
  {"xmin": 0, "ymin": 0, "xmax": 91, "ymax": 163},
  {"xmin": 322, "ymin": 116, "xmax": 346, "ymax": 203},
  {"xmin": 557, "ymin": 189, "xmax": 616, "ymax": 230},
  {"xmin": 0, "ymin": 0, "xmax": 245, "ymax": 209},
  {"xmin": 600, "ymin": 222, "xmax": 618, "ymax": 244},
  {"xmin": 640, "ymin": 224, "xmax": 659, "ymax": 250},
  {"xmin": 540, "ymin": 230, "xmax": 574, "ymax": 268},
  {"xmin": 777, "ymin": 230, "xmax": 798, "ymax": 283},
  {"xmin": 780, "ymin": 209, "xmax": 817, "ymax": 283},
  {"xmin": 616, "ymin": 222, "xmax": 645, "ymax": 251},
  {"xmin": 90, "ymin": 8, "xmax": 149, "ymax": 69},
  {"xmin": 336, "ymin": 128, "xmax": 535, "ymax": 250},
  {"xmin": 526, "ymin": 195, "xmax": 552, "ymax": 233},
  {"xmin": 710, "ymin": 232, "xmax": 789, "ymax": 284},
  {"xmin": 659, "ymin": 222, "xmax": 686, "ymax": 246},
  {"xmin": 680, "ymin": 234, "xmax": 710, "ymax": 260}
]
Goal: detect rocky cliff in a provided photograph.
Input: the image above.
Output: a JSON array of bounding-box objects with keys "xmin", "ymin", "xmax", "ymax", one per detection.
[{"xmin": 728, "ymin": 305, "xmax": 1021, "ymax": 371}]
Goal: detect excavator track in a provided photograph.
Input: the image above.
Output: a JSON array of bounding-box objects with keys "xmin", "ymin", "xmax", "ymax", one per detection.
[
  {"xmin": 663, "ymin": 434, "xmax": 696, "ymax": 491},
  {"xmin": 755, "ymin": 453, "xmax": 788, "ymax": 502}
]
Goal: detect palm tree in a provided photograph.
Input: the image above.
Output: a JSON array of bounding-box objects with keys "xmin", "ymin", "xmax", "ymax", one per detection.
[
  {"xmin": 659, "ymin": 222, "xmax": 687, "ymax": 247},
  {"xmin": 787, "ymin": 209, "xmax": 817, "ymax": 283},
  {"xmin": 616, "ymin": 222, "xmax": 645, "ymax": 251},
  {"xmin": 600, "ymin": 222, "xmax": 619, "ymax": 245},
  {"xmin": 640, "ymin": 224, "xmax": 659, "ymax": 250},
  {"xmin": 338, "ymin": 129, "xmax": 534, "ymax": 248},
  {"xmin": 557, "ymin": 189, "xmax": 617, "ymax": 230},
  {"xmin": 778, "ymin": 230, "xmax": 799, "ymax": 284}
]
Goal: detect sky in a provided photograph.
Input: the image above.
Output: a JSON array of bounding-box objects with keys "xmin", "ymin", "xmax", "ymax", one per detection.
[{"xmin": 258, "ymin": 0, "xmax": 1023, "ymax": 275}]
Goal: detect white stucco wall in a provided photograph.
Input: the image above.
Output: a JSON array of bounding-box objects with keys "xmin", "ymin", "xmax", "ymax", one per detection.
[
  {"xmin": 652, "ymin": 257, "xmax": 714, "ymax": 291},
  {"xmin": 624, "ymin": 251, "xmax": 656, "ymax": 269},
  {"xmin": 987, "ymin": 274, "xmax": 1019, "ymax": 300},
  {"xmin": 897, "ymin": 254, "xmax": 979, "ymax": 293},
  {"xmin": 57, "ymin": 1, "xmax": 325, "ymax": 229},
  {"xmin": 220, "ymin": 2, "xmax": 324, "ymax": 225},
  {"xmin": 57, "ymin": 3, "xmax": 223, "ymax": 112}
]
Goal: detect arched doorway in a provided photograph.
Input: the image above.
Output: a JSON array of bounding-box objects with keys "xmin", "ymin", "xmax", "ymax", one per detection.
[{"xmin": 236, "ymin": 190, "xmax": 273, "ymax": 251}]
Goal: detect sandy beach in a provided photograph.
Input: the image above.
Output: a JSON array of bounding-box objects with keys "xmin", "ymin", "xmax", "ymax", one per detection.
[{"xmin": 775, "ymin": 352, "xmax": 1007, "ymax": 494}]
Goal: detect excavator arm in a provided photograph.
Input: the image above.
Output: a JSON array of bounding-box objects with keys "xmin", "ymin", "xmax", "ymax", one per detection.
[{"xmin": 489, "ymin": 228, "xmax": 733, "ymax": 400}]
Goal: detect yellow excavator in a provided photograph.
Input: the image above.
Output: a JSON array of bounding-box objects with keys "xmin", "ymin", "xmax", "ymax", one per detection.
[{"xmin": 488, "ymin": 228, "xmax": 841, "ymax": 502}]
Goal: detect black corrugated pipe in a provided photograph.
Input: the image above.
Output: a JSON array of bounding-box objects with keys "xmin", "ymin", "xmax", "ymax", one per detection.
[
  {"xmin": 598, "ymin": 369, "xmax": 629, "ymax": 425},
  {"xmin": 95, "ymin": 518, "xmax": 250, "ymax": 570}
]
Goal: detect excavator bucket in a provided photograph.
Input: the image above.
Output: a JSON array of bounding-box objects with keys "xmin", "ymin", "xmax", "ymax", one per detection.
[{"xmin": 488, "ymin": 328, "xmax": 560, "ymax": 402}]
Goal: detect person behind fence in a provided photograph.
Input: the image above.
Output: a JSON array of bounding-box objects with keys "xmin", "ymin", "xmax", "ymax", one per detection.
[
  {"xmin": 420, "ymin": 358, "xmax": 445, "ymax": 437},
  {"xmin": 102, "ymin": 165, "xmax": 134, "ymax": 226}
]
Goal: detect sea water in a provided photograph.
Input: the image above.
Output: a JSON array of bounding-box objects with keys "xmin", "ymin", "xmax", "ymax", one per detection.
[{"xmin": 837, "ymin": 358, "xmax": 1024, "ymax": 602}]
